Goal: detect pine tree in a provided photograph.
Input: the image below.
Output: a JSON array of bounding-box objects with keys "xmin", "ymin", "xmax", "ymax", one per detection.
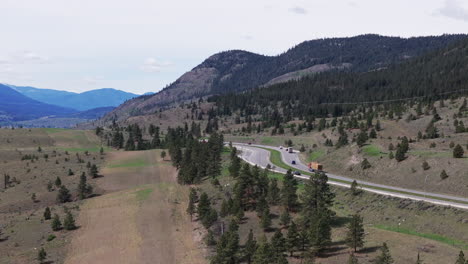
[
  {"xmin": 267, "ymin": 178, "xmax": 280, "ymax": 205},
  {"xmin": 440, "ymin": 170, "xmax": 449, "ymax": 180},
  {"xmin": 244, "ymin": 229, "xmax": 257, "ymax": 264},
  {"xmin": 279, "ymin": 209, "xmax": 291, "ymax": 227},
  {"xmin": 63, "ymin": 211, "xmax": 77, "ymax": 230},
  {"xmin": 286, "ymin": 221, "xmax": 300, "ymax": 257},
  {"xmin": 281, "ymin": 170, "xmax": 298, "ymax": 211},
  {"xmin": 361, "ymin": 158, "xmax": 371, "ymax": 169},
  {"xmin": 90, "ymin": 164, "xmax": 99, "ymax": 178},
  {"xmin": 455, "ymin": 251, "xmax": 466, "ymax": 264},
  {"xmin": 54, "ymin": 176, "xmax": 62, "ymax": 187},
  {"xmin": 37, "ymin": 247, "xmax": 47, "ymax": 263},
  {"xmin": 345, "ymin": 214, "xmax": 365, "ymax": 252},
  {"xmin": 395, "ymin": 146, "xmax": 406, "ymax": 162},
  {"xmin": 77, "ymin": 172, "xmax": 92, "ymax": 199},
  {"xmin": 51, "ymin": 214, "xmax": 62, "ymax": 231},
  {"xmin": 57, "ymin": 185, "xmax": 71, "ymax": 203},
  {"xmin": 375, "ymin": 242, "xmax": 394, "ymax": 264},
  {"xmin": 161, "ymin": 150, "xmax": 166, "ymax": 161},
  {"xmin": 350, "ymin": 180, "xmax": 360, "ymax": 195},
  {"xmin": 271, "ymin": 229, "xmax": 286, "ymax": 260},
  {"xmin": 260, "ymin": 207, "xmax": 272, "ymax": 231},
  {"xmin": 43, "ymin": 207, "xmax": 51, "ymax": 220},
  {"xmin": 252, "ymin": 236, "xmax": 274, "ymax": 264},
  {"xmin": 453, "ymin": 144, "xmax": 464, "ymax": 158},
  {"xmin": 68, "ymin": 168, "xmax": 74, "ymax": 176}
]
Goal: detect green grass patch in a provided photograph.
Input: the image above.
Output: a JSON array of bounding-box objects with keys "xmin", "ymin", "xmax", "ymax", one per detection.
[
  {"xmin": 108, "ymin": 158, "xmax": 151, "ymax": 168},
  {"xmin": 374, "ymin": 225, "xmax": 468, "ymax": 249},
  {"xmin": 362, "ymin": 144, "xmax": 383, "ymax": 156},
  {"xmin": 136, "ymin": 188, "xmax": 153, "ymax": 201},
  {"xmin": 308, "ymin": 149, "xmax": 325, "ymax": 161},
  {"xmin": 43, "ymin": 128, "xmax": 66, "ymax": 133},
  {"xmin": 261, "ymin": 137, "xmax": 275, "ymax": 145}
]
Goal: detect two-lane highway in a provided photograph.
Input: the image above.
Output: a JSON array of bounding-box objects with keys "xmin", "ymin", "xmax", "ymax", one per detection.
[{"xmin": 233, "ymin": 143, "xmax": 468, "ymax": 210}]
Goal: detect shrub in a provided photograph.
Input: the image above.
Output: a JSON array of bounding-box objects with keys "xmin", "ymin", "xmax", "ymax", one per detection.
[
  {"xmin": 440, "ymin": 170, "xmax": 449, "ymax": 180},
  {"xmin": 422, "ymin": 161, "xmax": 430, "ymax": 170},
  {"xmin": 47, "ymin": 234, "xmax": 56, "ymax": 241}
]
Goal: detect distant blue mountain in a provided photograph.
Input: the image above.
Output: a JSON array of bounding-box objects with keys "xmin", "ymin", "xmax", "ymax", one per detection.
[
  {"xmin": 7, "ymin": 85, "xmax": 141, "ymax": 111},
  {"xmin": 0, "ymin": 84, "xmax": 77, "ymax": 121}
]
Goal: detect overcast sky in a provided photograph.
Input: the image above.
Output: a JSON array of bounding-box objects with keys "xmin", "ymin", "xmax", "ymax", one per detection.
[{"xmin": 1, "ymin": 0, "xmax": 468, "ymax": 94}]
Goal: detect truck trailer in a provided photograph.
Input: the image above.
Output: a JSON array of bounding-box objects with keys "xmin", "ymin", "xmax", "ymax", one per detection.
[{"xmin": 308, "ymin": 162, "xmax": 323, "ymax": 172}]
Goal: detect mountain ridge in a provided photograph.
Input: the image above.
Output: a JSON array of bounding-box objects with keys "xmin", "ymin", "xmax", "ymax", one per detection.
[
  {"xmin": 101, "ymin": 34, "xmax": 467, "ymax": 123},
  {"xmin": 7, "ymin": 85, "xmax": 141, "ymax": 111}
]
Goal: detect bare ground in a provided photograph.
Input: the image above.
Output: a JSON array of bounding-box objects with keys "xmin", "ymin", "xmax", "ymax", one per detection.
[{"xmin": 64, "ymin": 150, "xmax": 206, "ymax": 264}]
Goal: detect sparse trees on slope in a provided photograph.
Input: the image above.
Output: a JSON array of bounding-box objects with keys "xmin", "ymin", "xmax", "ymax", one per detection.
[{"xmin": 57, "ymin": 185, "xmax": 71, "ymax": 203}]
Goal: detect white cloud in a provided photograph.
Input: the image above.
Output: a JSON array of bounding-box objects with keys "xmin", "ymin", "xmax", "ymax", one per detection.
[
  {"xmin": 435, "ymin": 0, "xmax": 468, "ymax": 22},
  {"xmin": 140, "ymin": 58, "xmax": 173, "ymax": 73},
  {"xmin": 289, "ymin": 6, "xmax": 307, "ymax": 15}
]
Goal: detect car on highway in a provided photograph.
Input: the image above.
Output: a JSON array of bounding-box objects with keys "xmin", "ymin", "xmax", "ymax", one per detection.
[
  {"xmin": 293, "ymin": 171, "xmax": 301, "ymax": 175},
  {"xmin": 291, "ymin": 160, "xmax": 296, "ymax": 165}
]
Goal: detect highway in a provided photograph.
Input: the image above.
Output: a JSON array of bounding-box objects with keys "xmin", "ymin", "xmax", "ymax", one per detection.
[{"xmin": 233, "ymin": 143, "xmax": 468, "ymax": 210}]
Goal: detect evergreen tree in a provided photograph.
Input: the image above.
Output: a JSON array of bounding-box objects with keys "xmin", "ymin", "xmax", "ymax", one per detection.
[
  {"xmin": 63, "ymin": 211, "xmax": 77, "ymax": 230},
  {"xmin": 244, "ymin": 229, "xmax": 257, "ymax": 264},
  {"xmin": 453, "ymin": 144, "xmax": 464, "ymax": 158},
  {"xmin": 260, "ymin": 207, "xmax": 272, "ymax": 231},
  {"xmin": 281, "ymin": 170, "xmax": 298, "ymax": 211},
  {"xmin": 220, "ymin": 199, "xmax": 229, "ymax": 218},
  {"xmin": 252, "ymin": 236, "xmax": 274, "ymax": 264},
  {"xmin": 43, "ymin": 207, "xmax": 51, "ymax": 220},
  {"xmin": 375, "ymin": 243, "xmax": 394, "ymax": 264},
  {"xmin": 350, "ymin": 180, "xmax": 360, "ymax": 195},
  {"xmin": 286, "ymin": 221, "xmax": 300, "ymax": 257},
  {"xmin": 267, "ymin": 178, "xmax": 280, "ymax": 205},
  {"xmin": 161, "ymin": 150, "xmax": 166, "ymax": 161},
  {"xmin": 395, "ymin": 146, "xmax": 406, "ymax": 162},
  {"xmin": 77, "ymin": 172, "xmax": 92, "ymax": 199},
  {"xmin": 54, "ymin": 176, "xmax": 62, "ymax": 187},
  {"xmin": 279, "ymin": 209, "xmax": 291, "ymax": 227},
  {"xmin": 51, "ymin": 214, "xmax": 62, "ymax": 231},
  {"xmin": 37, "ymin": 247, "xmax": 47, "ymax": 263},
  {"xmin": 57, "ymin": 185, "xmax": 71, "ymax": 203},
  {"xmin": 440, "ymin": 170, "xmax": 449, "ymax": 180},
  {"xmin": 455, "ymin": 251, "xmax": 466, "ymax": 264},
  {"xmin": 345, "ymin": 214, "xmax": 365, "ymax": 252},
  {"xmin": 361, "ymin": 158, "xmax": 371, "ymax": 169},
  {"xmin": 90, "ymin": 164, "xmax": 99, "ymax": 178}
]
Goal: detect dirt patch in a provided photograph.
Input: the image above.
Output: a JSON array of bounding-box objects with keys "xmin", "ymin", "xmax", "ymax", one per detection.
[{"xmin": 64, "ymin": 150, "xmax": 206, "ymax": 264}]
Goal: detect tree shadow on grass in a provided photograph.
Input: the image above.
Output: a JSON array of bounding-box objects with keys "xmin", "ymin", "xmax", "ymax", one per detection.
[
  {"xmin": 331, "ymin": 216, "xmax": 351, "ymax": 228},
  {"xmin": 358, "ymin": 245, "xmax": 381, "ymax": 254}
]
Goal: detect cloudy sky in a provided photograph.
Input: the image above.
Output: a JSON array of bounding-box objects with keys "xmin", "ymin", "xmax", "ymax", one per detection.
[{"xmin": 1, "ymin": 0, "xmax": 468, "ymax": 94}]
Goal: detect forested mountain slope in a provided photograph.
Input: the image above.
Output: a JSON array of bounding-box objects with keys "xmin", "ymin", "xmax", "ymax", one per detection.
[
  {"xmin": 210, "ymin": 37, "xmax": 468, "ymax": 121},
  {"xmin": 101, "ymin": 34, "xmax": 466, "ymax": 122}
]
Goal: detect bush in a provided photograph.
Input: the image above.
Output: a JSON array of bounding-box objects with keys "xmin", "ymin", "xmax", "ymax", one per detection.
[
  {"xmin": 47, "ymin": 234, "xmax": 56, "ymax": 241},
  {"xmin": 440, "ymin": 170, "xmax": 449, "ymax": 180},
  {"xmin": 361, "ymin": 158, "xmax": 371, "ymax": 170},
  {"xmin": 422, "ymin": 161, "xmax": 430, "ymax": 170}
]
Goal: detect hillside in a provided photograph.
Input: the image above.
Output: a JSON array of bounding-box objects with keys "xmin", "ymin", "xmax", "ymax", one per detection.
[
  {"xmin": 9, "ymin": 85, "xmax": 139, "ymax": 111},
  {"xmin": 0, "ymin": 84, "xmax": 76, "ymax": 122},
  {"xmin": 101, "ymin": 34, "xmax": 466, "ymax": 123}
]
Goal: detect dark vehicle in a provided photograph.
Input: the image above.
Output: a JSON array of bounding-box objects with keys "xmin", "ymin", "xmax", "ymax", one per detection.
[
  {"xmin": 291, "ymin": 160, "xmax": 296, "ymax": 165},
  {"xmin": 248, "ymin": 142, "xmax": 251, "ymax": 145},
  {"xmin": 293, "ymin": 171, "xmax": 301, "ymax": 175}
]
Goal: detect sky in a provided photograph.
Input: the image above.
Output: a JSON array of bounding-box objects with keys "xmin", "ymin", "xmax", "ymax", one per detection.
[{"xmin": 1, "ymin": 0, "xmax": 468, "ymax": 94}]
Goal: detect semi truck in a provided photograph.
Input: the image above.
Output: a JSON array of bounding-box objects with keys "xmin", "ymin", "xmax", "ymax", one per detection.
[{"xmin": 308, "ymin": 162, "xmax": 323, "ymax": 172}]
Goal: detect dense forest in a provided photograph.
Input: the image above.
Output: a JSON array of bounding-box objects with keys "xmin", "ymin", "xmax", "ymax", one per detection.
[{"xmin": 209, "ymin": 37, "xmax": 468, "ymax": 123}]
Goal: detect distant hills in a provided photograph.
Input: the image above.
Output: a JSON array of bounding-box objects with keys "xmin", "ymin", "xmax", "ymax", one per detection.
[
  {"xmin": 0, "ymin": 84, "xmax": 132, "ymax": 127},
  {"xmin": 0, "ymin": 84, "xmax": 76, "ymax": 122},
  {"xmin": 8, "ymin": 85, "xmax": 140, "ymax": 111},
  {"xmin": 102, "ymin": 34, "xmax": 467, "ymax": 122}
]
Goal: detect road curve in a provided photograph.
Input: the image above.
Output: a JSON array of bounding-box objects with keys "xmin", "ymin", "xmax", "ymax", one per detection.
[{"xmin": 233, "ymin": 143, "xmax": 468, "ymax": 210}]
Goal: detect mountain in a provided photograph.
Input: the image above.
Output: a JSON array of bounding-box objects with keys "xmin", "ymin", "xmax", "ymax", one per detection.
[
  {"xmin": 210, "ymin": 36, "xmax": 468, "ymax": 120},
  {"xmin": 0, "ymin": 84, "xmax": 76, "ymax": 122},
  {"xmin": 8, "ymin": 86, "xmax": 140, "ymax": 111},
  {"xmin": 101, "ymin": 34, "xmax": 467, "ymax": 122},
  {"xmin": 68, "ymin": 106, "xmax": 115, "ymax": 119}
]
